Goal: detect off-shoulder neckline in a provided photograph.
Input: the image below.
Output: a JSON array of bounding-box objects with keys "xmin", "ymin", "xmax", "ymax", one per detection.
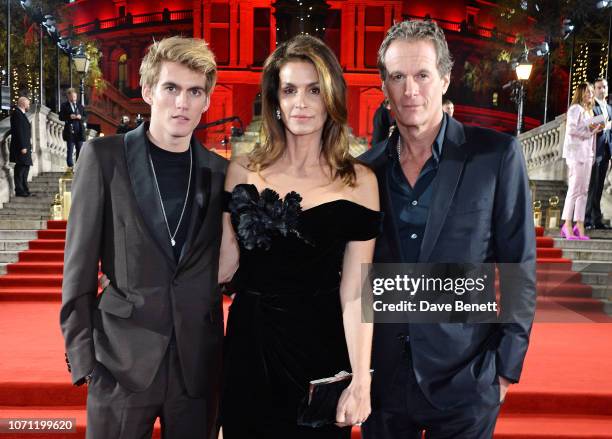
[{"xmin": 227, "ymin": 183, "xmax": 381, "ymax": 215}]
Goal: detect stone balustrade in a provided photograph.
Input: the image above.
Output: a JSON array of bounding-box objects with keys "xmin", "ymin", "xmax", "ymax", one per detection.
[
  {"xmin": 0, "ymin": 105, "xmax": 96, "ymax": 207},
  {"xmin": 518, "ymin": 112, "xmax": 612, "ymax": 219}
]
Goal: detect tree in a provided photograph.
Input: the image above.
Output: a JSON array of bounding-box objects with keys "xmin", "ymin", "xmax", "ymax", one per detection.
[{"xmin": 0, "ymin": 0, "xmax": 103, "ymax": 114}]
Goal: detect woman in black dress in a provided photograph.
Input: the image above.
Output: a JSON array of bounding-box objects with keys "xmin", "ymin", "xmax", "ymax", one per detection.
[{"xmin": 219, "ymin": 35, "xmax": 381, "ymax": 439}]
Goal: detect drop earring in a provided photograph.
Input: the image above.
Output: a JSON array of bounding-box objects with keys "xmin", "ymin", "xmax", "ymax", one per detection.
[{"xmin": 276, "ymin": 108, "xmax": 282, "ymax": 120}]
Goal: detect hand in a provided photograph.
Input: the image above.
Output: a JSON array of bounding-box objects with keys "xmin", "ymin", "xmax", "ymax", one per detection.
[
  {"xmin": 499, "ymin": 376, "xmax": 512, "ymax": 403},
  {"xmin": 99, "ymin": 273, "xmax": 110, "ymax": 290},
  {"xmin": 21, "ymin": 148, "xmax": 27, "ymax": 154},
  {"xmin": 335, "ymin": 376, "xmax": 371, "ymax": 428},
  {"xmin": 70, "ymin": 114, "xmax": 76, "ymax": 120},
  {"xmin": 76, "ymin": 114, "xmax": 81, "ymax": 120},
  {"xmin": 590, "ymin": 123, "xmax": 605, "ymax": 133}
]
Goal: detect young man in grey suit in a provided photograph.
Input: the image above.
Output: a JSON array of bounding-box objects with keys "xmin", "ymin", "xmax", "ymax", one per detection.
[
  {"xmin": 61, "ymin": 36, "xmax": 227, "ymax": 439},
  {"xmin": 360, "ymin": 20, "xmax": 536, "ymax": 438}
]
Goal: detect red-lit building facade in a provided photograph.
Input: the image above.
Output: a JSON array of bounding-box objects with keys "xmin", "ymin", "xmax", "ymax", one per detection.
[{"xmin": 66, "ymin": 0, "xmax": 551, "ymax": 145}]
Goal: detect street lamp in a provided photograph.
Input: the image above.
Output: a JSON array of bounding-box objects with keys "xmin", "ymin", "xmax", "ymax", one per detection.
[
  {"xmin": 596, "ymin": 1, "xmax": 612, "ymax": 87},
  {"xmin": 513, "ymin": 52, "xmax": 533, "ymax": 136},
  {"xmin": 72, "ymin": 45, "xmax": 90, "ymax": 107}
]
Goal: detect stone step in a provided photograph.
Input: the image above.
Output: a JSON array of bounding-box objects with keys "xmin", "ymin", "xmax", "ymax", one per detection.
[
  {"xmin": 571, "ymin": 260, "xmax": 612, "ymax": 273},
  {"xmin": 10, "ymin": 189, "xmax": 59, "ymax": 196},
  {"xmin": 563, "ymin": 249, "xmax": 612, "ymax": 262},
  {"xmin": 580, "ymin": 271, "xmax": 612, "ymax": 286},
  {"xmin": 23, "ymin": 185, "xmax": 59, "ymax": 192},
  {"xmin": 0, "ymin": 215, "xmax": 49, "ymax": 220},
  {"xmin": 591, "ymin": 284, "xmax": 611, "ymax": 299},
  {"xmin": 3, "ymin": 198, "xmax": 54, "ymax": 205},
  {"xmin": 3, "ymin": 202, "xmax": 54, "ymax": 210},
  {"xmin": 0, "ymin": 240, "xmax": 29, "ymax": 251},
  {"xmin": 0, "ymin": 251, "xmax": 20, "ymax": 263},
  {"xmin": 0, "ymin": 219, "xmax": 46, "ymax": 230},
  {"xmin": 0, "ymin": 230, "xmax": 38, "ymax": 240},
  {"xmin": 586, "ymin": 229, "xmax": 612, "ymax": 239},
  {"xmin": 552, "ymin": 238, "xmax": 612, "ymax": 250},
  {"xmin": 0, "ymin": 210, "xmax": 49, "ymax": 218}
]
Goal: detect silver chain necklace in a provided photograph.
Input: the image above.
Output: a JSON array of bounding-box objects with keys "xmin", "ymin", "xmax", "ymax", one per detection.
[
  {"xmin": 148, "ymin": 146, "xmax": 193, "ymax": 247},
  {"xmin": 397, "ymin": 136, "xmax": 402, "ymax": 161}
]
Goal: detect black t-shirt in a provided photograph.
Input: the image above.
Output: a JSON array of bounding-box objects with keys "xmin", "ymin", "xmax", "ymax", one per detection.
[{"xmin": 147, "ymin": 139, "xmax": 194, "ymax": 262}]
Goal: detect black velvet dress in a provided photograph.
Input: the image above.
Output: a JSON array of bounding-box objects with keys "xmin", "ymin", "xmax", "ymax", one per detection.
[{"xmin": 221, "ymin": 184, "xmax": 382, "ymax": 439}]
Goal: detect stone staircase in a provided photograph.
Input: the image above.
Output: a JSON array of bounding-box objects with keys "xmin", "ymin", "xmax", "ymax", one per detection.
[
  {"xmin": 552, "ymin": 232, "xmax": 612, "ymax": 315},
  {"xmin": 0, "ymin": 172, "xmax": 62, "ymax": 273}
]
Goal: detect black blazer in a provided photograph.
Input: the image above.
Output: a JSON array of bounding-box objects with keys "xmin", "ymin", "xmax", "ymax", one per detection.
[
  {"xmin": 360, "ymin": 117, "xmax": 537, "ymax": 410},
  {"xmin": 59, "ymin": 101, "xmax": 87, "ymax": 142},
  {"xmin": 593, "ymin": 100, "xmax": 612, "ymax": 157},
  {"xmin": 9, "ymin": 108, "xmax": 32, "ymax": 166},
  {"xmin": 61, "ymin": 123, "xmax": 227, "ymax": 404}
]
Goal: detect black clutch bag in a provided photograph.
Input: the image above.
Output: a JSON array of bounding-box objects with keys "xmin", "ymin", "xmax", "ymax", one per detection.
[{"xmin": 297, "ymin": 370, "xmax": 372, "ymax": 428}]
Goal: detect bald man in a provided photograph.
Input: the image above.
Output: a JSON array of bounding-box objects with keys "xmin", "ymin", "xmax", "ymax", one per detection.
[{"xmin": 9, "ymin": 97, "xmax": 33, "ymax": 197}]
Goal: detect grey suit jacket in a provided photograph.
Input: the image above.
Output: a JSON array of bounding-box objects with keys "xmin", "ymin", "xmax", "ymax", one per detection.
[{"xmin": 60, "ymin": 123, "xmax": 227, "ymax": 401}]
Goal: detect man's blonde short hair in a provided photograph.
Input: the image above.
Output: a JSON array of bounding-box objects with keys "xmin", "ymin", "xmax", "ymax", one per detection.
[
  {"xmin": 66, "ymin": 88, "xmax": 77, "ymax": 95},
  {"xmin": 139, "ymin": 36, "xmax": 217, "ymax": 94}
]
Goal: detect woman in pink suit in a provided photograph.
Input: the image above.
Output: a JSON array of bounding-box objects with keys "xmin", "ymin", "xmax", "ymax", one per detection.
[{"xmin": 561, "ymin": 82, "xmax": 603, "ymax": 240}]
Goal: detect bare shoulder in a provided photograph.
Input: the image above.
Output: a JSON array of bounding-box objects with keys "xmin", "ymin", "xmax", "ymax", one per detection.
[
  {"xmin": 225, "ymin": 154, "xmax": 252, "ymax": 190},
  {"xmin": 351, "ymin": 163, "xmax": 379, "ymax": 210}
]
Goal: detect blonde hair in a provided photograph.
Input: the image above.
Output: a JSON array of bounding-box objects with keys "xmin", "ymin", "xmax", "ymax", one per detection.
[
  {"xmin": 251, "ymin": 34, "xmax": 356, "ymax": 186},
  {"xmin": 139, "ymin": 36, "xmax": 217, "ymax": 94},
  {"xmin": 66, "ymin": 88, "xmax": 77, "ymax": 96},
  {"xmin": 571, "ymin": 82, "xmax": 594, "ymax": 110}
]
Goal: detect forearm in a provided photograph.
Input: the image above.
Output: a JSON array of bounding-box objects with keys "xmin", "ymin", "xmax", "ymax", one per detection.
[{"xmin": 342, "ymin": 296, "xmax": 373, "ymax": 381}]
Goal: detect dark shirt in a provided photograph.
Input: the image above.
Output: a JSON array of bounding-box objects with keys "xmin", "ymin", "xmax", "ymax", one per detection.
[
  {"xmin": 147, "ymin": 139, "xmax": 194, "ymax": 262},
  {"xmin": 388, "ymin": 113, "xmax": 447, "ymax": 263}
]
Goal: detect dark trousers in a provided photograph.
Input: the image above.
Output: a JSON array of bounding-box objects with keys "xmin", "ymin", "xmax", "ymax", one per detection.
[
  {"xmin": 66, "ymin": 140, "xmax": 83, "ymax": 167},
  {"xmin": 86, "ymin": 343, "xmax": 216, "ymax": 439},
  {"xmin": 14, "ymin": 164, "xmax": 30, "ymax": 196},
  {"xmin": 585, "ymin": 147, "xmax": 611, "ymax": 226},
  {"xmin": 362, "ymin": 349, "xmax": 500, "ymax": 439}
]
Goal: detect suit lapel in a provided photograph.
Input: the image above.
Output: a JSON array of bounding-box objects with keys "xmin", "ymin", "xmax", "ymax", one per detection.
[
  {"xmin": 178, "ymin": 140, "xmax": 212, "ymax": 264},
  {"xmin": 594, "ymin": 102, "xmax": 603, "ymax": 116},
  {"xmin": 419, "ymin": 118, "xmax": 467, "ymax": 262},
  {"xmin": 124, "ymin": 123, "xmax": 176, "ymax": 267}
]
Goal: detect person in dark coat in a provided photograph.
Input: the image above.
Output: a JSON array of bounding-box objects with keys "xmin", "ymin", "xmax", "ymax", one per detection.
[
  {"xmin": 116, "ymin": 115, "xmax": 131, "ymax": 134},
  {"xmin": 9, "ymin": 96, "xmax": 33, "ymax": 197},
  {"xmin": 371, "ymin": 99, "xmax": 394, "ymax": 146},
  {"xmin": 59, "ymin": 87, "xmax": 87, "ymax": 167}
]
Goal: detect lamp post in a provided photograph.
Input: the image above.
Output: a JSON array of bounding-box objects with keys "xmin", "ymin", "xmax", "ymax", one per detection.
[
  {"xmin": 596, "ymin": 1, "xmax": 612, "ymax": 85},
  {"xmin": 72, "ymin": 44, "xmax": 90, "ymax": 107},
  {"xmin": 514, "ymin": 56, "xmax": 533, "ymax": 136},
  {"xmin": 5, "ymin": 0, "xmax": 11, "ymax": 106}
]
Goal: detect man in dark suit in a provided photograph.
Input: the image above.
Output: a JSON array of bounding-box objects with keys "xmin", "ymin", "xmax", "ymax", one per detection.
[
  {"xmin": 585, "ymin": 78, "xmax": 612, "ymax": 229},
  {"xmin": 61, "ymin": 36, "xmax": 226, "ymax": 439},
  {"xmin": 360, "ymin": 20, "xmax": 536, "ymax": 438},
  {"xmin": 9, "ymin": 96, "xmax": 33, "ymax": 197},
  {"xmin": 116, "ymin": 115, "xmax": 131, "ymax": 134},
  {"xmin": 371, "ymin": 99, "xmax": 394, "ymax": 146},
  {"xmin": 59, "ymin": 87, "xmax": 87, "ymax": 167}
]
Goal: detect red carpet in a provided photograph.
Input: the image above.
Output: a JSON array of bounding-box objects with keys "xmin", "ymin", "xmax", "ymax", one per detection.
[{"xmin": 0, "ymin": 222, "xmax": 611, "ymax": 437}]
